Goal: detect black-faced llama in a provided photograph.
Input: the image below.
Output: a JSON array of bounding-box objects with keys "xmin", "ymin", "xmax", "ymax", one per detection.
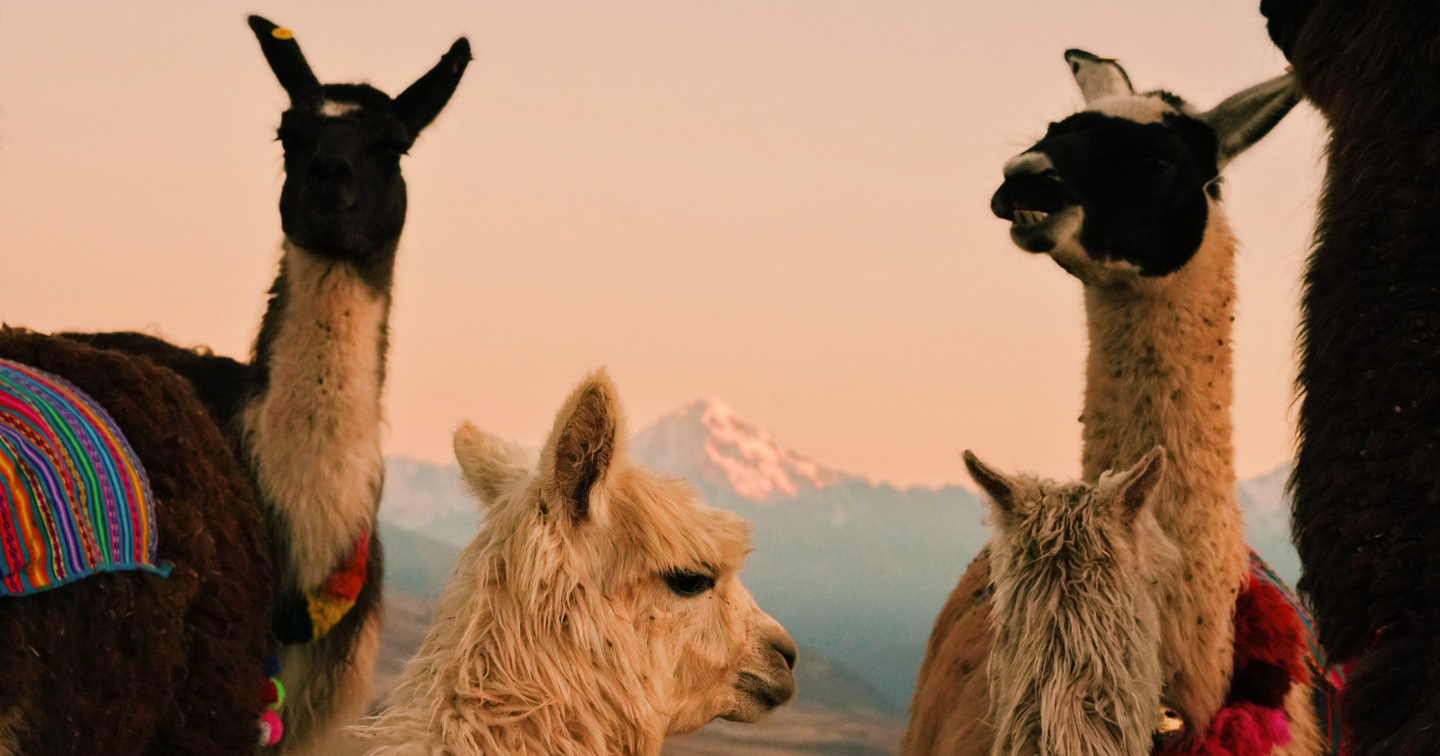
[
  {"xmin": 906, "ymin": 51, "xmax": 1338, "ymax": 756},
  {"xmin": 66, "ymin": 16, "xmax": 471, "ymax": 755},
  {"xmin": 0, "ymin": 328, "xmax": 274, "ymax": 756},
  {"xmin": 964, "ymin": 446, "xmax": 1179, "ymax": 756},
  {"xmin": 1260, "ymin": 2, "xmax": 1440, "ymax": 753},
  {"xmin": 353, "ymin": 370, "xmax": 797, "ymax": 756}
]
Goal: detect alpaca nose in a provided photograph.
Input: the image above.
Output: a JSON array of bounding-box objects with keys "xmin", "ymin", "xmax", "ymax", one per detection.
[{"xmin": 771, "ymin": 631, "xmax": 798, "ymax": 672}]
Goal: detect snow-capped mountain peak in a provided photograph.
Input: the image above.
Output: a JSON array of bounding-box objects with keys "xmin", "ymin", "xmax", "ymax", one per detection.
[{"xmin": 631, "ymin": 397, "xmax": 858, "ymax": 502}]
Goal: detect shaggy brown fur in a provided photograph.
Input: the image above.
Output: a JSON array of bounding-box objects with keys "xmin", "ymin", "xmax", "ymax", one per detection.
[
  {"xmin": 0, "ymin": 328, "xmax": 274, "ymax": 756},
  {"xmin": 1261, "ymin": 2, "xmax": 1440, "ymax": 753}
]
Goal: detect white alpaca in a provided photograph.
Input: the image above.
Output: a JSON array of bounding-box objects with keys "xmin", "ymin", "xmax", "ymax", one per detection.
[
  {"xmin": 966, "ymin": 447, "xmax": 1179, "ymax": 756},
  {"xmin": 356, "ymin": 370, "xmax": 798, "ymax": 756}
]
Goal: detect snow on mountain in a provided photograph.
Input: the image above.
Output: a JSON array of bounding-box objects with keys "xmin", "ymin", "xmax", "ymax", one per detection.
[{"xmin": 631, "ymin": 398, "xmax": 860, "ymax": 502}]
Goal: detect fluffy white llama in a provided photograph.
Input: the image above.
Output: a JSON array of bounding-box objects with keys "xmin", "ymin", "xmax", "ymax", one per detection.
[
  {"xmin": 355, "ymin": 370, "xmax": 798, "ymax": 756},
  {"xmin": 967, "ymin": 447, "xmax": 1179, "ymax": 756},
  {"xmin": 907, "ymin": 50, "xmax": 1310, "ymax": 756}
]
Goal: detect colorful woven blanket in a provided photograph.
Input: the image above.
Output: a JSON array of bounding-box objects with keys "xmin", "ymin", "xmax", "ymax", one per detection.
[{"xmin": 0, "ymin": 358, "xmax": 171, "ymax": 596}]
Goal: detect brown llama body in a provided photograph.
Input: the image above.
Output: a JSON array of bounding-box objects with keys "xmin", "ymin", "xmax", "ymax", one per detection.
[
  {"xmin": 0, "ymin": 328, "xmax": 273, "ymax": 756},
  {"xmin": 1261, "ymin": 3, "xmax": 1440, "ymax": 753},
  {"xmin": 906, "ymin": 51, "xmax": 1315, "ymax": 755}
]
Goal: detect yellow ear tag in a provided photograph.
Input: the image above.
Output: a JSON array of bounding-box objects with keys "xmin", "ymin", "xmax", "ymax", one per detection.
[{"xmin": 272, "ymin": 28, "xmax": 294, "ymax": 40}]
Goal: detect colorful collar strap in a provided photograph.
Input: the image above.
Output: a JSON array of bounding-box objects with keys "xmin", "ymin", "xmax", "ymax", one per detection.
[{"xmin": 273, "ymin": 529, "xmax": 369, "ymax": 644}]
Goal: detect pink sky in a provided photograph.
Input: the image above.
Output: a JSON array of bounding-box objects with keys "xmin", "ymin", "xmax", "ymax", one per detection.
[{"xmin": 0, "ymin": 1, "xmax": 1326, "ymax": 488}]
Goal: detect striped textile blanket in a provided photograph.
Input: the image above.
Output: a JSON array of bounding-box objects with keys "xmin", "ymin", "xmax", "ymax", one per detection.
[{"xmin": 0, "ymin": 357, "xmax": 171, "ymax": 597}]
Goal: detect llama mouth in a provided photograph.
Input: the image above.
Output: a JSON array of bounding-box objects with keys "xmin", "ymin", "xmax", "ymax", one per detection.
[{"xmin": 1012, "ymin": 209, "xmax": 1051, "ymax": 228}]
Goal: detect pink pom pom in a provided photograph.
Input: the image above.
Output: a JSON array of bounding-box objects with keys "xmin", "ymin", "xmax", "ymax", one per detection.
[{"xmin": 259, "ymin": 710, "xmax": 284, "ymax": 746}]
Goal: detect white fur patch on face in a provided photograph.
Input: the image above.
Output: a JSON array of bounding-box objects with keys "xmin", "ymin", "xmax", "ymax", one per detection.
[
  {"xmin": 1089, "ymin": 94, "xmax": 1174, "ymax": 124},
  {"xmin": 320, "ymin": 100, "xmax": 361, "ymax": 118},
  {"xmin": 241, "ymin": 239, "xmax": 389, "ymax": 590}
]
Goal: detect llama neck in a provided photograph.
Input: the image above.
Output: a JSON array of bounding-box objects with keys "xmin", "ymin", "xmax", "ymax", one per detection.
[
  {"xmin": 362, "ymin": 537, "xmax": 664, "ymax": 756},
  {"xmin": 1078, "ymin": 208, "xmax": 1247, "ymax": 730},
  {"xmin": 241, "ymin": 239, "xmax": 392, "ymax": 591}
]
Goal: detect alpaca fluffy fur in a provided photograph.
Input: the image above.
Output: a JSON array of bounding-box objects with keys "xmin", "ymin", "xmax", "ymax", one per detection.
[
  {"xmin": 1261, "ymin": 2, "xmax": 1440, "ymax": 753},
  {"xmin": 356, "ymin": 371, "xmax": 797, "ymax": 756},
  {"xmin": 973, "ymin": 449, "xmax": 1179, "ymax": 756},
  {"xmin": 0, "ymin": 328, "xmax": 274, "ymax": 756}
]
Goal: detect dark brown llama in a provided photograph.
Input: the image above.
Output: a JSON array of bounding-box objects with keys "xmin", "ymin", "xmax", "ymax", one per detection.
[
  {"xmin": 67, "ymin": 16, "xmax": 471, "ymax": 755},
  {"xmin": 1261, "ymin": 3, "xmax": 1440, "ymax": 754},
  {"xmin": 0, "ymin": 328, "xmax": 274, "ymax": 756}
]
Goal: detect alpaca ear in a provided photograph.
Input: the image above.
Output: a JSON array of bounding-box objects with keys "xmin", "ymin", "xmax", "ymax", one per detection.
[
  {"xmin": 540, "ymin": 370, "xmax": 626, "ymax": 525},
  {"xmin": 963, "ymin": 451, "xmax": 1020, "ymax": 514},
  {"xmin": 248, "ymin": 16, "xmax": 321, "ymax": 103},
  {"xmin": 1108, "ymin": 446, "xmax": 1167, "ymax": 523},
  {"xmin": 393, "ymin": 38, "xmax": 472, "ymax": 138},
  {"xmin": 1199, "ymin": 72, "xmax": 1299, "ymax": 171},
  {"xmin": 454, "ymin": 423, "xmax": 530, "ymax": 506},
  {"xmin": 1066, "ymin": 49, "xmax": 1134, "ymax": 104}
]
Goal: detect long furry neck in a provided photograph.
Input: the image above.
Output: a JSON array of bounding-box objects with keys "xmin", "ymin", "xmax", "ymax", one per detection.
[
  {"xmin": 241, "ymin": 239, "xmax": 393, "ymax": 591},
  {"xmin": 1078, "ymin": 208, "xmax": 1247, "ymax": 733},
  {"xmin": 359, "ymin": 518, "xmax": 663, "ymax": 756}
]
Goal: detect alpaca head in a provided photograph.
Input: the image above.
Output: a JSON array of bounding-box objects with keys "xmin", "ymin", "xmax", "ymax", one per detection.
[
  {"xmin": 376, "ymin": 370, "xmax": 795, "ymax": 753},
  {"xmin": 248, "ymin": 16, "xmax": 470, "ymax": 267},
  {"xmin": 990, "ymin": 50, "xmax": 1298, "ymax": 284},
  {"xmin": 965, "ymin": 447, "xmax": 1180, "ymax": 756}
]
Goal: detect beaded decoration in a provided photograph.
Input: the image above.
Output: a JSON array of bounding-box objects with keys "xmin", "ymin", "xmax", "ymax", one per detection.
[{"xmin": 257, "ymin": 655, "xmax": 285, "ymax": 746}]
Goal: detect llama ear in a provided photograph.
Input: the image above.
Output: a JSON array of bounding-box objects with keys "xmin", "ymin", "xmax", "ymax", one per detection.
[
  {"xmin": 540, "ymin": 370, "xmax": 626, "ymax": 525},
  {"xmin": 1066, "ymin": 49, "xmax": 1134, "ymax": 104},
  {"xmin": 1108, "ymin": 446, "xmax": 1167, "ymax": 523},
  {"xmin": 963, "ymin": 451, "xmax": 1020, "ymax": 514},
  {"xmin": 454, "ymin": 423, "xmax": 530, "ymax": 507},
  {"xmin": 1199, "ymin": 72, "xmax": 1299, "ymax": 171},
  {"xmin": 248, "ymin": 16, "xmax": 321, "ymax": 103},
  {"xmin": 393, "ymin": 38, "xmax": 472, "ymax": 138}
]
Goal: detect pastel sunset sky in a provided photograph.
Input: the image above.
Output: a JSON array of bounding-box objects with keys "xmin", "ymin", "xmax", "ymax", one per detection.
[{"xmin": 0, "ymin": 1, "xmax": 1325, "ymax": 488}]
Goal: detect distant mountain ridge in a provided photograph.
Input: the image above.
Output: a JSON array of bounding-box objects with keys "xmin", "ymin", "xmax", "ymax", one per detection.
[
  {"xmin": 632, "ymin": 398, "xmax": 861, "ymax": 502},
  {"xmin": 379, "ymin": 397, "xmax": 1303, "ymax": 709}
]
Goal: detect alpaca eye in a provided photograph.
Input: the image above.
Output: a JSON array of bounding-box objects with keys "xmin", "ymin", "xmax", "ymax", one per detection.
[{"xmin": 663, "ymin": 569, "xmax": 715, "ymax": 598}]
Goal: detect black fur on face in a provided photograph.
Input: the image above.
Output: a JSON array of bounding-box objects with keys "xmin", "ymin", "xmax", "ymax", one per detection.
[
  {"xmin": 991, "ymin": 109, "xmax": 1219, "ymax": 277},
  {"xmin": 248, "ymin": 16, "xmax": 471, "ymax": 273},
  {"xmin": 276, "ymin": 85, "xmax": 412, "ymax": 266}
]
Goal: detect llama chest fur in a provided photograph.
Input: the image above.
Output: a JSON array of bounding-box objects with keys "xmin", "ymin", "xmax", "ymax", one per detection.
[
  {"xmin": 242, "ymin": 242, "xmax": 389, "ymax": 591},
  {"xmin": 1078, "ymin": 211, "xmax": 1249, "ymax": 731}
]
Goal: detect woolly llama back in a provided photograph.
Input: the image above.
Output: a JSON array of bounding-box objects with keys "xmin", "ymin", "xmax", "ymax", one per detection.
[{"xmin": 356, "ymin": 370, "xmax": 797, "ymax": 756}]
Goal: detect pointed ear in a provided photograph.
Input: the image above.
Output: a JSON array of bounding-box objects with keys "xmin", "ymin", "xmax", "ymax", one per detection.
[
  {"xmin": 963, "ymin": 451, "xmax": 1021, "ymax": 515},
  {"xmin": 393, "ymin": 38, "xmax": 472, "ymax": 138},
  {"xmin": 1065, "ymin": 49, "xmax": 1134, "ymax": 104},
  {"xmin": 454, "ymin": 422, "xmax": 531, "ymax": 506},
  {"xmin": 1106, "ymin": 446, "xmax": 1167, "ymax": 524},
  {"xmin": 540, "ymin": 370, "xmax": 626, "ymax": 524},
  {"xmin": 248, "ymin": 16, "xmax": 320, "ymax": 103},
  {"xmin": 1199, "ymin": 72, "xmax": 1299, "ymax": 171}
]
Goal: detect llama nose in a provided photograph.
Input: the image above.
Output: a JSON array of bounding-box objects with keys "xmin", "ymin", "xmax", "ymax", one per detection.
[{"xmin": 992, "ymin": 171, "xmax": 1065, "ymax": 220}]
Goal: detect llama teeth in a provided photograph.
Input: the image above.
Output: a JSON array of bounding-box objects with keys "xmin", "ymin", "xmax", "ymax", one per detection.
[{"xmin": 1012, "ymin": 210, "xmax": 1050, "ymax": 226}]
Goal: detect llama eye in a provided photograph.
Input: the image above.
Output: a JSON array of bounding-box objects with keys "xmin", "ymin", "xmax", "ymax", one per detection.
[
  {"xmin": 662, "ymin": 569, "xmax": 715, "ymax": 598},
  {"xmin": 1145, "ymin": 157, "xmax": 1174, "ymax": 176}
]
